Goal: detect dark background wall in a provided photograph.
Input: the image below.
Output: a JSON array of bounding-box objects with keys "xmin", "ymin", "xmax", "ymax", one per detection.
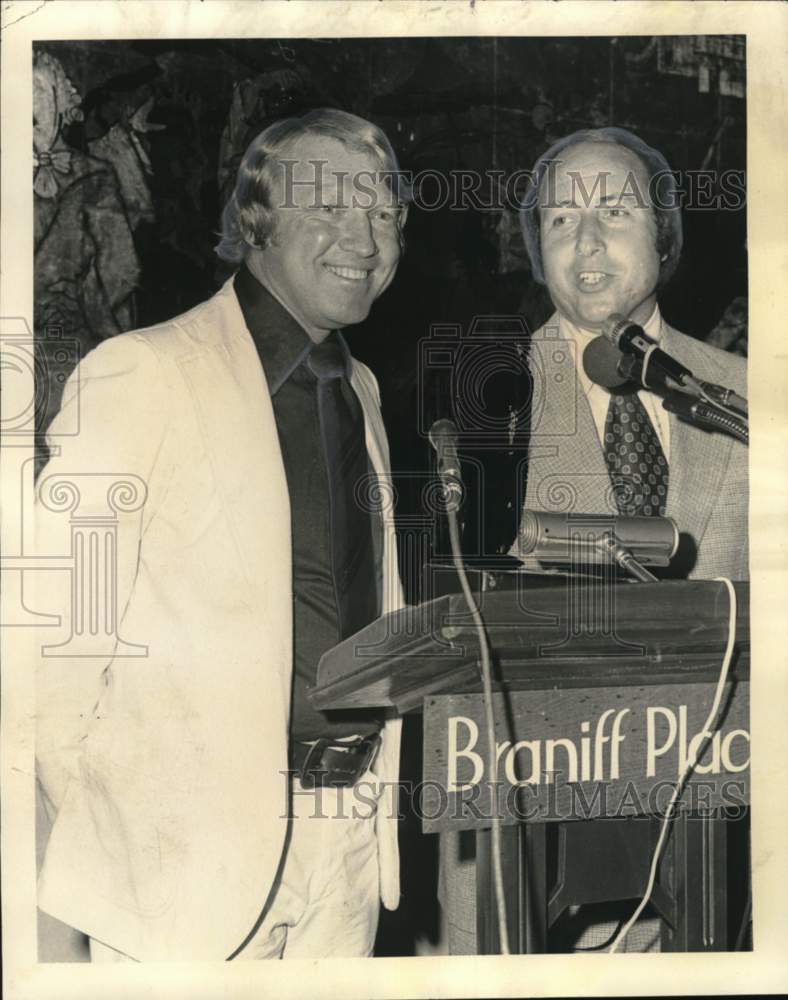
[
  {"xmin": 35, "ymin": 35, "xmax": 747, "ymax": 533},
  {"xmin": 39, "ymin": 41, "xmax": 748, "ymax": 324}
]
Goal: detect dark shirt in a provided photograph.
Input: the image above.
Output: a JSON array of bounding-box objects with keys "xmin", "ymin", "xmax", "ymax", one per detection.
[{"xmin": 234, "ymin": 265, "xmax": 383, "ymax": 742}]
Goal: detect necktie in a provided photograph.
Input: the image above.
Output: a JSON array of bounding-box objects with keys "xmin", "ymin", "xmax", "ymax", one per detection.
[
  {"xmin": 603, "ymin": 391, "xmax": 669, "ymax": 516},
  {"xmin": 306, "ymin": 339, "xmax": 378, "ymax": 638}
]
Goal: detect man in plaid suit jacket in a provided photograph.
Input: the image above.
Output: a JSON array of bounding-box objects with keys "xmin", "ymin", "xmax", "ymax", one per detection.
[{"xmin": 440, "ymin": 126, "xmax": 748, "ymax": 954}]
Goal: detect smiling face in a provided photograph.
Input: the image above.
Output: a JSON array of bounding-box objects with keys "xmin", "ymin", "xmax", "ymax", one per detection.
[
  {"xmin": 247, "ymin": 134, "xmax": 404, "ymax": 341},
  {"xmin": 538, "ymin": 141, "xmax": 661, "ymax": 332}
]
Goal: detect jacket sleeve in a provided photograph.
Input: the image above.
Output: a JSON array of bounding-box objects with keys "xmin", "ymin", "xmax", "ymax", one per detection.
[{"xmin": 34, "ymin": 332, "xmax": 173, "ymax": 811}]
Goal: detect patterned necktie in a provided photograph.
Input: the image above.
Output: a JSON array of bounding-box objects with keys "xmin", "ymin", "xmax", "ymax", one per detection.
[
  {"xmin": 306, "ymin": 339, "xmax": 378, "ymax": 638},
  {"xmin": 603, "ymin": 391, "xmax": 669, "ymax": 516}
]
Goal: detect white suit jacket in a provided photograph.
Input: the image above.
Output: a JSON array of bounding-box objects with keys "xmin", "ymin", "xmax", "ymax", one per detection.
[
  {"xmin": 35, "ymin": 279, "xmax": 404, "ymax": 960},
  {"xmin": 515, "ymin": 316, "xmax": 749, "ymax": 580}
]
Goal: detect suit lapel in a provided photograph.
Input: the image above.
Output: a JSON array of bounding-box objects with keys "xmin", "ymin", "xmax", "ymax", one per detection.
[
  {"xmin": 176, "ymin": 283, "xmax": 292, "ymax": 610},
  {"xmin": 660, "ymin": 324, "xmax": 734, "ymax": 552},
  {"xmin": 350, "ymin": 364, "xmax": 403, "ymax": 616},
  {"xmin": 526, "ymin": 319, "xmax": 616, "ymax": 515}
]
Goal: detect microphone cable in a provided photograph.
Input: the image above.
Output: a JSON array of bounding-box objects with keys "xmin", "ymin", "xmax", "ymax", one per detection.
[
  {"xmin": 446, "ymin": 502, "xmax": 511, "ymax": 955},
  {"xmin": 608, "ymin": 576, "xmax": 738, "ymax": 952}
]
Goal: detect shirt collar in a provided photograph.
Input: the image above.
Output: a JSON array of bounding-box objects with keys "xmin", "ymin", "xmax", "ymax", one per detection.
[{"xmin": 233, "ymin": 264, "xmax": 352, "ymax": 395}]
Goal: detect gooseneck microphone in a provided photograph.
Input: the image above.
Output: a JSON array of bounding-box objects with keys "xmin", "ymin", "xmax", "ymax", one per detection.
[
  {"xmin": 587, "ymin": 314, "xmax": 749, "ymax": 444},
  {"xmin": 602, "ymin": 313, "xmax": 700, "ymax": 394},
  {"xmin": 427, "ymin": 415, "xmax": 509, "ymax": 951},
  {"xmin": 428, "ymin": 418, "xmax": 463, "ymax": 499}
]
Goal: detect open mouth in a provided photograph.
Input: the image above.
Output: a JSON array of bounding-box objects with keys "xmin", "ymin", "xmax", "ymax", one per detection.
[
  {"xmin": 324, "ymin": 264, "xmax": 372, "ymax": 281},
  {"xmin": 576, "ymin": 270, "xmax": 612, "ymax": 288}
]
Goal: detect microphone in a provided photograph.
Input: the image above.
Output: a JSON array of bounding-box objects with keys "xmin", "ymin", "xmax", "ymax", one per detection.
[
  {"xmin": 516, "ymin": 509, "xmax": 679, "ymax": 567},
  {"xmin": 428, "ymin": 418, "xmax": 463, "ymax": 499},
  {"xmin": 602, "ymin": 313, "xmax": 700, "ymax": 394},
  {"xmin": 582, "ymin": 335, "xmax": 640, "ymax": 390},
  {"xmin": 662, "ymin": 392, "xmax": 749, "ymax": 445}
]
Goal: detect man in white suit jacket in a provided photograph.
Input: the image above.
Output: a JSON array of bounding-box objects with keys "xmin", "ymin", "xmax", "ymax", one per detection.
[
  {"xmin": 440, "ymin": 126, "xmax": 748, "ymax": 954},
  {"xmin": 35, "ymin": 109, "xmax": 409, "ymax": 961}
]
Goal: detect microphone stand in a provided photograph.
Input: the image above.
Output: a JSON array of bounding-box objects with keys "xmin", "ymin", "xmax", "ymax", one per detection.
[
  {"xmin": 698, "ymin": 380, "xmax": 748, "ymax": 417},
  {"xmin": 594, "ymin": 533, "xmax": 659, "ymax": 583}
]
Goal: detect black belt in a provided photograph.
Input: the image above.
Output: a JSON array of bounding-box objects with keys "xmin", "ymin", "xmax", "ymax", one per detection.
[{"xmin": 289, "ymin": 733, "xmax": 381, "ymax": 788}]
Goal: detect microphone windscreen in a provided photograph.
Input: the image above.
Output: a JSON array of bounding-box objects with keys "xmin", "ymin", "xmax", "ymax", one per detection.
[{"xmin": 582, "ymin": 336, "xmax": 631, "ymax": 389}]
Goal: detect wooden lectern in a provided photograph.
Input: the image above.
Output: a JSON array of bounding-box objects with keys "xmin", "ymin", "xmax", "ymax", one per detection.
[{"xmin": 312, "ymin": 572, "xmax": 750, "ymax": 952}]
